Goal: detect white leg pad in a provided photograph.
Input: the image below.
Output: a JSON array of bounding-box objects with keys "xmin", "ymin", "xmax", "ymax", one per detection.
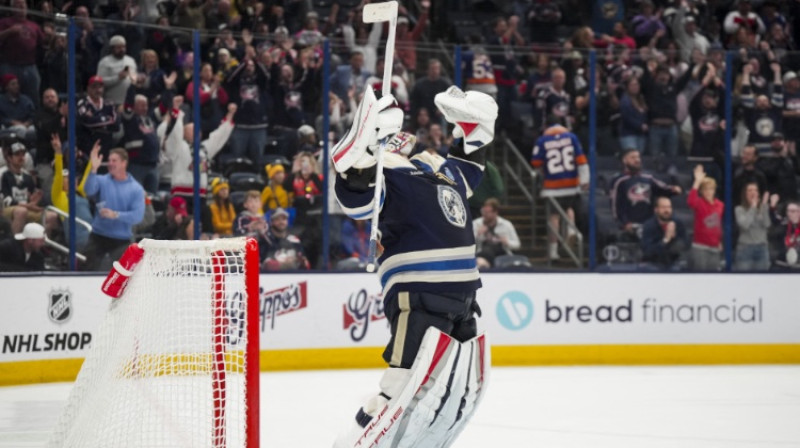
[
  {"xmin": 333, "ymin": 328, "xmax": 490, "ymax": 448},
  {"xmin": 439, "ymin": 333, "xmax": 490, "ymax": 448},
  {"xmin": 400, "ymin": 332, "xmax": 490, "ymax": 448}
]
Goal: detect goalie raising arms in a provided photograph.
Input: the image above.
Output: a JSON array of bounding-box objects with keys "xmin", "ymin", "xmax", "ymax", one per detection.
[{"xmin": 331, "ymin": 85, "xmax": 497, "ymax": 448}]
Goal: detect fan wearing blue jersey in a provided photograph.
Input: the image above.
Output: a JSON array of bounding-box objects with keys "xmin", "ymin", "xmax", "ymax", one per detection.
[
  {"xmin": 531, "ymin": 116, "xmax": 590, "ymax": 260},
  {"xmin": 331, "ymin": 85, "xmax": 497, "ymax": 448}
]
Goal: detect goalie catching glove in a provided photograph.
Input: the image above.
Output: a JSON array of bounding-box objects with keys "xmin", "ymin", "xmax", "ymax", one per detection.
[
  {"xmin": 434, "ymin": 86, "xmax": 498, "ymax": 154},
  {"xmin": 331, "ymin": 88, "xmax": 404, "ymax": 173}
]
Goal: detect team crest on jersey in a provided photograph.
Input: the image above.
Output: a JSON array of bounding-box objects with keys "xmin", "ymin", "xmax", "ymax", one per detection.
[
  {"xmin": 602, "ymin": 1, "xmax": 619, "ymax": 18},
  {"xmin": 437, "ymin": 185, "xmax": 467, "ymax": 228},
  {"xmin": 756, "ymin": 117, "xmax": 775, "ymax": 137},
  {"xmin": 627, "ymin": 182, "xmax": 652, "ymax": 205}
]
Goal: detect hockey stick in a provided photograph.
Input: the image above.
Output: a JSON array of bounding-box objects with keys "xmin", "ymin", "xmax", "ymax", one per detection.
[{"xmin": 362, "ymin": 0, "xmax": 398, "ymax": 273}]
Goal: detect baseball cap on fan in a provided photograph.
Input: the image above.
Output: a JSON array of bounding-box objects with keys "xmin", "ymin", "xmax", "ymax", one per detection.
[
  {"xmin": 109, "ymin": 35, "xmax": 126, "ymax": 47},
  {"xmin": 297, "ymin": 124, "xmax": 315, "ymax": 138},
  {"xmin": 87, "ymin": 75, "xmax": 103, "ymax": 88},
  {"xmin": 169, "ymin": 196, "xmax": 188, "ymax": 217},
  {"xmin": 9, "ymin": 140, "xmax": 26, "ymax": 154},
  {"xmin": 15, "ymin": 223, "xmax": 46, "ymax": 240},
  {"xmin": 270, "ymin": 207, "xmax": 289, "ymax": 220},
  {"xmin": 1, "ymin": 74, "xmax": 17, "ymax": 89}
]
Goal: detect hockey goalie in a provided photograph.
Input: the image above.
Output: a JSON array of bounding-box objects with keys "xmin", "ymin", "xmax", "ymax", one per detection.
[{"xmin": 331, "ymin": 85, "xmax": 497, "ymax": 448}]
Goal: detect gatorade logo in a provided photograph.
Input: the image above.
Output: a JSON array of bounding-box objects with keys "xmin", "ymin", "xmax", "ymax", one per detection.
[{"xmin": 496, "ymin": 291, "xmax": 533, "ymax": 331}]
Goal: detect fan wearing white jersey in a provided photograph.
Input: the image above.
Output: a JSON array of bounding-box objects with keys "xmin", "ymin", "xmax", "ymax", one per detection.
[
  {"xmin": 331, "ymin": 86, "xmax": 496, "ymax": 448},
  {"xmin": 157, "ymin": 95, "xmax": 236, "ymax": 200}
]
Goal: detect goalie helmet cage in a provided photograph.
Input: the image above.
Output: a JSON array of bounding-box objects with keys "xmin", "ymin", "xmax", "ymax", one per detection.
[{"xmin": 48, "ymin": 238, "xmax": 260, "ymax": 448}]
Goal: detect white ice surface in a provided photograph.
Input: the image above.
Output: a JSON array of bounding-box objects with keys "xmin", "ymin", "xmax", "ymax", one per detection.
[{"xmin": 1, "ymin": 365, "xmax": 799, "ymax": 447}]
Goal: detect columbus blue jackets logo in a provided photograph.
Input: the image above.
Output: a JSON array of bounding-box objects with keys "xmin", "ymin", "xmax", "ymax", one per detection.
[
  {"xmin": 48, "ymin": 289, "xmax": 72, "ymax": 323},
  {"xmin": 437, "ymin": 185, "xmax": 467, "ymax": 228},
  {"xmin": 627, "ymin": 182, "xmax": 652, "ymax": 205},
  {"xmin": 755, "ymin": 117, "xmax": 775, "ymax": 137},
  {"xmin": 602, "ymin": 1, "xmax": 619, "ymax": 18}
]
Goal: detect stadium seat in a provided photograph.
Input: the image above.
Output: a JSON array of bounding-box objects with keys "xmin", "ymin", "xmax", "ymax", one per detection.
[
  {"xmin": 596, "ymin": 156, "xmax": 619, "ymax": 171},
  {"xmin": 229, "ymin": 172, "xmax": 266, "ymax": 192},
  {"xmin": 260, "ymin": 154, "xmax": 291, "ymax": 170},
  {"xmin": 336, "ymin": 258, "xmax": 367, "ymax": 272},
  {"xmin": 264, "ymin": 136, "xmax": 282, "ymax": 155},
  {"xmin": 493, "ymin": 254, "xmax": 533, "ymax": 270},
  {"xmin": 267, "ymin": 126, "xmax": 300, "ymax": 157},
  {"xmin": 223, "ymin": 158, "xmax": 258, "ymax": 178},
  {"xmin": 511, "ymin": 101, "xmax": 534, "ymax": 129},
  {"xmin": 150, "ymin": 196, "xmax": 167, "ymax": 214},
  {"xmin": 230, "ymin": 191, "xmax": 247, "ymax": 213}
]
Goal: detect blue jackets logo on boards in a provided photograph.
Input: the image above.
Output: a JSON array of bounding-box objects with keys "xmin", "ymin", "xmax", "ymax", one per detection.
[{"xmin": 496, "ymin": 291, "xmax": 533, "ymax": 330}]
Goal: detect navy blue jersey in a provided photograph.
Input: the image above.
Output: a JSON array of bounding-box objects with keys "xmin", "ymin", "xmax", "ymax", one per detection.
[
  {"xmin": 335, "ymin": 154, "xmax": 484, "ymax": 296},
  {"xmin": 77, "ymin": 95, "xmax": 119, "ymax": 155},
  {"xmin": 1, "ymin": 170, "xmax": 36, "ymax": 207},
  {"xmin": 609, "ymin": 171, "xmax": 677, "ymax": 226},
  {"xmin": 461, "ymin": 49, "xmax": 497, "ymax": 96},
  {"xmin": 688, "ymin": 87, "xmax": 725, "ymax": 161},
  {"xmin": 741, "ymin": 83, "xmax": 783, "ymax": 152},
  {"xmin": 537, "ymin": 86, "xmax": 571, "ymax": 130}
]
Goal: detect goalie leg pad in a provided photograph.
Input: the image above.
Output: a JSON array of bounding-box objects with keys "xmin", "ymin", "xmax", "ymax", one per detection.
[
  {"xmin": 397, "ymin": 332, "xmax": 490, "ymax": 448},
  {"xmin": 439, "ymin": 332, "xmax": 490, "ymax": 448},
  {"xmin": 334, "ymin": 328, "xmax": 490, "ymax": 448}
]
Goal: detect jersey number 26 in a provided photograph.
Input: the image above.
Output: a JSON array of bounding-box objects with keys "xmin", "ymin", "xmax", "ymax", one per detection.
[{"xmin": 547, "ymin": 145, "xmax": 575, "ymax": 174}]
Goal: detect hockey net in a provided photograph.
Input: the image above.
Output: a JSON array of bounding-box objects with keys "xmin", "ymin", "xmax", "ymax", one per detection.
[{"xmin": 49, "ymin": 238, "xmax": 260, "ymax": 448}]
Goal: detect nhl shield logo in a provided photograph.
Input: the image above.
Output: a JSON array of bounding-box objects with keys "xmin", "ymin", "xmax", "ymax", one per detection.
[
  {"xmin": 48, "ymin": 289, "xmax": 72, "ymax": 323},
  {"xmin": 437, "ymin": 185, "xmax": 467, "ymax": 228}
]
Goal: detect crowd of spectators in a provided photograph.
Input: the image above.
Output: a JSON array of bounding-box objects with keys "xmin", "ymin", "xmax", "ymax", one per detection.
[
  {"xmin": 452, "ymin": 0, "xmax": 800, "ymax": 271},
  {"xmin": 1, "ymin": 0, "xmax": 800, "ymax": 272},
  {"xmin": 0, "ymin": 0, "xmax": 437, "ymax": 271}
]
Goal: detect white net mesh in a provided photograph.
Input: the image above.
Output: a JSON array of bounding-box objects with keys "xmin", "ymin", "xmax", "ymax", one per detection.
[{"xmin": 49, "ymin": 238, "xmax": 256, "ymax": 448}]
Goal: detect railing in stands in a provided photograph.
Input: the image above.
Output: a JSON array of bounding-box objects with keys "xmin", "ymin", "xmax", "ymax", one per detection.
[
  {"xmin": 45, "ymin": 206, "xmax": 93, "ymax": 232},
  {"xmin": 43, "ymin": 206, "xmax": 90, "ymax": 265},
  {"xmin": 498, "ymin": 135, "xmax": 537, "ymax": 262},
  {"xmin": 544, "ymin": 196, "xmax": 583, "ymax": 268},
  {"xmin": 45, "ymin": 238, "xmax": 87, "ymax": 263}
]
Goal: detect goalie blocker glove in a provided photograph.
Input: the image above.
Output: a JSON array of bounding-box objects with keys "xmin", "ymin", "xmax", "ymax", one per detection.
[
  {"xmin": 434, "ymin": 86, "xmax": 498, "ymax": 155},
  {"xmin": 331, "ymin": 88, "xmax": 404, "ymax": 173}
]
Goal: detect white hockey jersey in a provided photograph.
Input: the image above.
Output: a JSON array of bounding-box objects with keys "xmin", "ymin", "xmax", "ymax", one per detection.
[{"xmin": 157, "ymin": 110, "xmax": 234, "ymax": 197}]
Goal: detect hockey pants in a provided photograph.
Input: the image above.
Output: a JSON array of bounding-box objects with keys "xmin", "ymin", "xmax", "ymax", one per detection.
[{"xmin": 382, "ymin": 290, "xmax": 481, "ymax": 369}]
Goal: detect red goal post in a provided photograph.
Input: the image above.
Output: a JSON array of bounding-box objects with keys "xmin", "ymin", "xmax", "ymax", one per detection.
[{"xmin": 49, "ymin": 238, "xmax": 260, "ymax": 448}]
